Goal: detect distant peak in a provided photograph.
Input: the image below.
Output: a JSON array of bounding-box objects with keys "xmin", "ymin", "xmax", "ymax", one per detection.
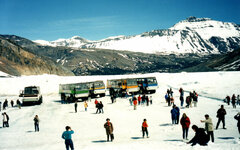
[
  {"xmin": 184, "ymin": 16, "xmax": 212, "ymax": 22},
  {"xmin": 71, "ymin": 36, "xmax": 81, "ymax": 39}
]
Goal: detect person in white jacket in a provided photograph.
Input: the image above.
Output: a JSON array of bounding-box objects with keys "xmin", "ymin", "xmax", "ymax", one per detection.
[{"xmin": 201, "ymin": 114, "xmax": 214, "ymax": 142}]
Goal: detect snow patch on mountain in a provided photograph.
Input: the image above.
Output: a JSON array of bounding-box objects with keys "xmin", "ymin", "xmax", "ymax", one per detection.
[
  {"xmin": 34, "ymin": 17, "xmax": 240, "ymax": 54},
  {"xmin": 170, "ymin": 17, "xmax": 240, "ymax": 39},
  {"xmin": 35, "ymin": 36, "xmax": 92, "ymax": 47}
]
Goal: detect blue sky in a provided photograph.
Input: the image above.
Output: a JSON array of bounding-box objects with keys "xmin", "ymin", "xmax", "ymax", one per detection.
[{"xmin": 0, "ymin": 0, "xmax": 239, "ymax": 41}]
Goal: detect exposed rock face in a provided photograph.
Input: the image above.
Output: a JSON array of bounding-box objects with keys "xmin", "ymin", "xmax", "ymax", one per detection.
[{"xmin": 0, "ymin": 36, "xmax": 74, "ymax": 76}]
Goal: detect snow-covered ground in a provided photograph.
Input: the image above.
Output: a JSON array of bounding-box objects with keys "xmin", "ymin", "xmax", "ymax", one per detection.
[{"xmin": 0, "ymin": 71, "xmax": 240, "ymax": 150}]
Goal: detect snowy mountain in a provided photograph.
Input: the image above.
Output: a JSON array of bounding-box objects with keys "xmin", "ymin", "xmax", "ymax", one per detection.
[
  {"xmin": 34, "ymin": 17, "xmax": 240, "ymax": 54},
  {"xmin": 35, "ymin": 36, "xmax": 92, "ymax": 48}
]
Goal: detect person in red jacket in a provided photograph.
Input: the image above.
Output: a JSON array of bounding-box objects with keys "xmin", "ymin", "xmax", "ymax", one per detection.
[
  {"xmin": 180, "ymin": 113, "xmax": 191, "ymax": 140},
  {"xmin": 94, "ymin": 99, "xmax": 98, "ymax": 105},
  {"xmin": 138, "ymin": 95, "xmax": 141, "ymax": 105},
  {"xmin": 133, "ymin": 97, "xmax": 138, "ymax": 110},
  {"xmin": 142, "ymin": 119, "xmax": 149, "ymax": 138}
]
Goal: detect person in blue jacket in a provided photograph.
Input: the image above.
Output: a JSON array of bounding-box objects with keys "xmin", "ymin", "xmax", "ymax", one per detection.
[
  {"xmin": 171, "ymin": 105, "xmax": 178, "ymax": 124},
  {"xmin": 175, "ymin": 105, "xmax": 180, "ymax": 124},
  {"xmin": 62, "ymin": 126, "xmax": 74, "ymax": 150}
]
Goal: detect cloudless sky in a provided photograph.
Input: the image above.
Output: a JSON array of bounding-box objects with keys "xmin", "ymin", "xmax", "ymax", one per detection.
[{"xmin": 0, "ymin": 0, "xmax": 239, "ymax": 41}]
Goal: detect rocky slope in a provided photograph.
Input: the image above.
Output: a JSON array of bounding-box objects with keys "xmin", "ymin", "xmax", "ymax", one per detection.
[
  {"xmin": 0, "ymin": 36, "xmax": 74, "ymax": 76},
  {"xmin": 183, "ymin": 48, "xmax": 240, "ymax": 72},
  {"xmin": 1, "ymin": 35, "xmax": 213, "ymax": 75}
]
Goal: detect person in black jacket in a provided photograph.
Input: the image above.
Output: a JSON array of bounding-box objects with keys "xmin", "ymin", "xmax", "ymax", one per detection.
[
  {"xmin": 2, "ymin": 112, "xmax": 9, "ymax": 127},
  {"xmin": 216, "ymin": 105, "xmax": 227, "ymax": 129},
  {"xmin": 187, "ymin": 125, "xmax": 209, "ymax": 146},
  {"xmin": 33, "ymin": 115, "xmax": 40, "ymax": 132},
  {"xmin": 74, "ymin": 101, "xmax": 78, "ymax": 113},
  {"xmin": 99, "ymin": 101, "xmax": 104, "ymax": 114},
  {"xmin": 234, "ymin": 112, "xmax": 240, "ymax": 134}
]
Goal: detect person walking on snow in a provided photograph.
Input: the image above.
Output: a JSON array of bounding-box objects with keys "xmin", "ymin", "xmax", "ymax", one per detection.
[
  {"xmin": 142, "ymin": 119, "xmax": 149, "ymax": 138},
  {"xmin": 2, "ymin": 112, "xmax": 9, "ymax": 127},
  {"xmin": 226, "ymin": 95, "xmax": 231, "ymax": 105},
  {"xmin": 16, "ymin": 99, "xmax": 21, "ymax": 109},
  {"xmin": 94, "ymin": 99, "xmax": 98, "ymax": 106},
  {"xmin": 237, "ymin": 95, "xmax": 240, "ymax": 105},
  {"xmin": 3, "ymin": 99, "xmax": 8, "ymax": 110},
  {"xmin": 146, "ymin": 96, "xmax": 149, "ymax": 106},
  {"xmin": 138, "ymin": 95, "xmax": 141, "ymax": 105},
  {"xmin": 95, "ymin": 101, "xmax": 101, "ymax": 114},
  {"xmin": 33, "ymin": 115, "xmax": 40, "ymax": 132},
  {"xmin": 175, "ymin": 105, "xmax": 180, "ymax": 124},
  {"xmin": 234, "ymin": 112, "xmax": 240, "ymax": 135},
  {"xmin": 186, "ymin": 94, "xmax": 191, "ymax": 108},
  {"xmin": 129, "ymin": 98, "xmax": 133, "ymax": 106},
  {"xmin": 201, "ymin": 114, "xmax": 214, "ymax": 142},
  {"xmin": 150, "ymin": 96, "xmax": 153, "ymax": 105},
  {"xmin": 216, "ymin": 105, "xmax": 227, "ymax": 129},
  {"xmin": 84, "ymin": 101, "xmax": 88, "ymax": 111},
  {"xmin": 133, "ymin": 97, "xmax": 138, "ymax": 110},
  {"xmin": 104, "ymin": 118, "xmax": 114, "ymax": 142},
  {"xmin": 180, "ymin": 113, "xmax": 190, "ymax": 140},
  {"xmin": 62, "ymin": 126, "xmax": 74, "ymax": 150},
  {"xmin": 99, "ymin": 101, "xmax": 104, "ymax": 114},
  {"xmin": 179, "ymin": 88, "xmax": 184, "ymax": 107},
  {"xmin": 170, "ymin": 105, "xmax": 178, "ymax": 124},
  {"xmin": 192, "ymin": 91, "xmax": 198, "ymax": 107},
  {"xmin": 10, "ymin": 100, "xmax": 14, "ymax": 107},
  {"xmin": 232, "ymin": 94, "xmax": 236, "ymax": 108},
  {"xmin": 74, "ymin": 101, "xmax": 78, "ymax": 113}
]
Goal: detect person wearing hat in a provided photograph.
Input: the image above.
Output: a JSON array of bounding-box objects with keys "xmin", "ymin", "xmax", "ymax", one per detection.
[
  {"xmin": 142, "ymin": 119, "xmax": 149, "ymax": 138},
  {"xmin": 104, "ymin": 118, "xmax": 114, "ymax": 141},
  {"xmin": 234, "ymin": 112, "xmax": 240, "ymax": 134}
]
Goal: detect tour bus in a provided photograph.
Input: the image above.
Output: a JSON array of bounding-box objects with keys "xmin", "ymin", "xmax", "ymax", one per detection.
[
  {"xmin": 19, "ymin": 86, "xmax": 43, "ymax": 105},
  {"xmin": 107, "ymin": 78, "xmax": 139, "ymax": 97},
  {"xmin": 107, "ymin": 77, "xmax": 158, "ymax": 97},
  {"xmin": 136, "ymin": 77, "xmax": 158, "ymax": 94},
  {"xmin": 59, "ymin": 80, "xmax": 105, "ymax": 102}
]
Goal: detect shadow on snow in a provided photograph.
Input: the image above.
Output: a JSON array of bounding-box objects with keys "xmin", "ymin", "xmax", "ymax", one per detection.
[
  {"xmin": 218, "ymin": 137, "xmax": 235, "ymax": 140},
  {"xmin": 131, "ymin": 137, "xmax": 143, "ymax": 140},
  {"xmin": 92, "ymin": 140, "xmax": 108, "ymax": 143},
  {"xmin": 164, "ymin": 139, "xmax": 183, "ymax": 142},
  {"xmin": 159, "ymin": 123, "xmax": 173, "ymax": 126}
]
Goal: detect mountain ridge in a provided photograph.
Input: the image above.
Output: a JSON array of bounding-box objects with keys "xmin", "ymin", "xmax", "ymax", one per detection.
[{"xmin": 34, "ymin": 17, "xmax": 240, "ymax": 54}]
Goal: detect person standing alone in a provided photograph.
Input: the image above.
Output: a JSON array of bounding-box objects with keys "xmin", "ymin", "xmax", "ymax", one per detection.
[
  {"xmin": 62, "ymin": 126, "xmax": 74, "ymax": 150},
  {"xmin": 104, "ymin": 118, "xmax": 114, "ymax": 142},
  {"xmin": 216, "ymin": 105, "xmax": 227, "ymax": 129},
  {"xmin": 84, "ymin": 101, "xmax": 88, "ymax": 111},
  {"xmin": 142, "ymin": 119, "xmax": 149, "ymax": 138},
  {"xmin": 74, "ymin": 101, "xmax": 78, "ymax": 113},
  {"xmin": 33, "ymin": 115, "xmax": 40, "ymax": 132}
]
